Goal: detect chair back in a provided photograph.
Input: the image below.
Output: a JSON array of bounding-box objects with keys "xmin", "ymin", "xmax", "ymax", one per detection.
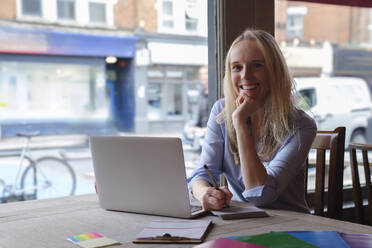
[
  {"xmin": 349, "ymin": 142, "xmax": 372, "ymax": 225},
  {"xmin": 305, "ymin": 127, "xmax": 345, "ymax": 220}
]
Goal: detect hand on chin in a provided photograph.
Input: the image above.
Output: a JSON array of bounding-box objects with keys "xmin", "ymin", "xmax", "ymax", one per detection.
[{"xmin": 232, "ymin": 93, "xmax": 258, "ymax": 127}]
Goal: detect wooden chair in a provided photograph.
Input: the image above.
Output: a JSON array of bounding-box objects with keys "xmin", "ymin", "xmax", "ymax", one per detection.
[
  {"xmin": 349, "ymin": 143, "xmax": 372, "ymax": 225},
  {"xmin": 305, "ymin": 127, "xmax": 345, "ymax": 220}
]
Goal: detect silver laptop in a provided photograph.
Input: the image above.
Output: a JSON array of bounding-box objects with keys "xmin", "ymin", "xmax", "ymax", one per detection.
[{"xmin": 90, "ymin": 135, "xmax": 205, "ymax": 218}]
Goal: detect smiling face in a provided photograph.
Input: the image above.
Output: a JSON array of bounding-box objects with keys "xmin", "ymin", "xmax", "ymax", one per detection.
[{"xmin": 230, "ymin": 40, "xmax": 269, "ymax": 106}]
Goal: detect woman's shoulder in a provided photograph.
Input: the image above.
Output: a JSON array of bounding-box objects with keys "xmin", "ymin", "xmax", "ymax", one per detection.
[
  {"xmin": 211, "ymin": 98, "xmax": 225, "ymax": 112},
  {"xmin": 295, "ymin": 109, "xmax": 317, "ymax": 130}
]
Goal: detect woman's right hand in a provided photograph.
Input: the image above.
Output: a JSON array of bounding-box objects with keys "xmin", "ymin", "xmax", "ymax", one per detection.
[{"xmin": 200, "ymin": 186, "xmax": 233, "ymax": 210}]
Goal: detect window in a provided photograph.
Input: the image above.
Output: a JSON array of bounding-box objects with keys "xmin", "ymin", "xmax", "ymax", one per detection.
[
  {"xmin": 161, "ymin": 0, "xmax": 174, "ymax": 28},
  {"xmin": 21, "ymin": 0, "xmax": 42, "ymax": 17},
  {"xmin": 147, "ymin": 83, "xmax": 163, "ymax": 120},
  {"xmin": 57, "ymin": 0, "xmax": 75, "ymax": 20},
  {"xmin": 185, "ymin": 13, "xmax": 197, "ymax": 32},
  {"xmin": 146, "ymin": 66, "xmax": 188, "ymax": 121},
  {"xmin": 299, "ymin": 88, "xmax": 317, "ymax": 109},
  {"xmin": 0, "ymin": 0, "xmax": 210, "ymax": 203},
  {"xmin": 286, "ymin": 6, "xmax": 307, "ymax": 40},
  {"xmin": 186, "ymin": 83, "xmax": 202, "ymax": 120},
  {"xmin": 166, "ymin": 84, "xmax": 183, "ymax": 117},
  {"xmin": 185, "ymin": 0, "xmax": 198, "ymax": 32},
  {"xmin": 89, "ymin": 2, "xmax": 106, "ymax": 23},
  {"xmin": 276, "ymin": 1, "xmax": 372, "ymax": 198},
  {"xmin": 287, "ymin": 14, "xmax": 304, "ymax": 39}
]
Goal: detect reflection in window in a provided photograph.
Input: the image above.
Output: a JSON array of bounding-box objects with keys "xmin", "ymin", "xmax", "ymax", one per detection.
[
  {"xmin": 57, "ymin": 0, "xmax": 76, "ymax": 20},
  {"xmin": 89, "ymin": 2, "xmax": 106, "ymax": 23},
  {"xmin": 22, "ymin": 0, "xmax": 42, "ymax": 17}
]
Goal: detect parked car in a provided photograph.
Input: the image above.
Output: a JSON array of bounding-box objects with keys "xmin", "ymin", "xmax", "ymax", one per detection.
[{"xmin": 295, "ymin": 76, "xmax": 372, "ymax": 147}]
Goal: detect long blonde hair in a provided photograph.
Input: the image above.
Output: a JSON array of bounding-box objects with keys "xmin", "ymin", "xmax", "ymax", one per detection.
[{"xmin": 217, "ymin": 29, "xmax": 299, "ymax": 164}]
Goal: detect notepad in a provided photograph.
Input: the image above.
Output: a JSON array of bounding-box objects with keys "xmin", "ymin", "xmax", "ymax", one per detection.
[
  {"xmin": 67, "ymin": 232, "xmax": 120, "ymax": 248},
  {"xmin": 211, "ymin": 206, "xmax": 269, "ymax": 220},
  {"xmin": 133, "ymin": 219, "xmax": 213, "ymax": 244}
]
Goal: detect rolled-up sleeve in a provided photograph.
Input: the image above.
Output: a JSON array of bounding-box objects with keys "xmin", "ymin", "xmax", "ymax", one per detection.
[
  {"xmin": 242, "ymin": 116, "xmax": 317, "ymax": 206},
  {"xmin": 187, "ymin": 100, "xmax": 225, "ymax": 191}
]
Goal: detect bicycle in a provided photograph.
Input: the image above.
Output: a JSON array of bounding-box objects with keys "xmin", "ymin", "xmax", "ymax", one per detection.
[{"xmin": 0, "ymin": 131, "xmax": 77, "ymax": 203}]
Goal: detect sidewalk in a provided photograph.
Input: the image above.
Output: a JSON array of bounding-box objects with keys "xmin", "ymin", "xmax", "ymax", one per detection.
[{"xmin": 0, "ymin": 134, "xmax": 89, "ymax": 153}]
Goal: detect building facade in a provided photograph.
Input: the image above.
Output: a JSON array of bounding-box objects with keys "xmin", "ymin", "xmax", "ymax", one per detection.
[
  {"xmin": 275, "ymin": 0, "xmax": 372, "ymax": 78},
  {"xmin": 0, "ymin": 0, "xmax": 208, "ymax": 137},
  {"xmin": 3, "ymin": 0, "xmax": 370, "ymax": 137}
]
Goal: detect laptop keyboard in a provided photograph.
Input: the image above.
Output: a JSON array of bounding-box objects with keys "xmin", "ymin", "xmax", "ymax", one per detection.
[{"xmin": 190, "ymin": 204, "xmax": 203, "ymax": 213}]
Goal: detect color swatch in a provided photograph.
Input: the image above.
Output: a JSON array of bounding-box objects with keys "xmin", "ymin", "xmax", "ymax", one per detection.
[{"xmin": 67, "ymin": 232, "xmax": 120, "ymax": 248}]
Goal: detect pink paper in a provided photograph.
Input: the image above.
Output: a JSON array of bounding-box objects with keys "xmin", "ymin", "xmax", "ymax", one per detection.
[{"xmin": 194, "ymin": 238, "xmax": 267, "ymax": 248}]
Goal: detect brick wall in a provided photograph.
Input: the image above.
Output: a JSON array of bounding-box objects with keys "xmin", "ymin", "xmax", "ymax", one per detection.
[
  {"xmin": 0, "ymin": 0, "xmax": 16, "ymax": 20},
  {"xmin": 114, "ymin": 0, "xmax": 157, "ymax": 33},
  {"xmin": 137, "ymin": 0, "xmax": 157, "ymax": 34},
  {"xmin": 114, "ymin": 0, "xmax": 137, "ymax": 30},
  {"xmin": 275, "ymin": 1, "xmax": 371, "ymax": 45},
  {"xmin": 301, "ymin": 2, "xmax": 351, "ymax": 44}
]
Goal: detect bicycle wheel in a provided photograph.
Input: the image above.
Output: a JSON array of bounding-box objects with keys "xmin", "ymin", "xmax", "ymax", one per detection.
[{"xmin": 20, "ymin": 156, "xmax": 76, "ymax": 200}]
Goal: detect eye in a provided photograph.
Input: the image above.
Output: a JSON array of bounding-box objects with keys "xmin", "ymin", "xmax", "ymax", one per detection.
[
  {"xmin": 231, "ymin": 64, "xmax": 242, "ymax": 71},
  {"xmin": 251, "ymin": 62, "xmax": 264, "ymax": 69}
]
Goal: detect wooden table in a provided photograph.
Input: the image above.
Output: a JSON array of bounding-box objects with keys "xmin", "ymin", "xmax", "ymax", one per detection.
[{"xmin": 2, "ymin": 194, "xmax": 372, "ymax": 248}]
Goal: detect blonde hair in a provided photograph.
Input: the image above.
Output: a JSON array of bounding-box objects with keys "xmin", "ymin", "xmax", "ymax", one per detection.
[{"xmin": 217, "ymin": 29, "xmax": 299, "ymax": 164}]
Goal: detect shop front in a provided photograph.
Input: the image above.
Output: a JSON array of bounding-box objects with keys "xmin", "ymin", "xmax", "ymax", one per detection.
[{"xmin": 0, "ymin": 26, "xmax": 137, "ymax": 137}]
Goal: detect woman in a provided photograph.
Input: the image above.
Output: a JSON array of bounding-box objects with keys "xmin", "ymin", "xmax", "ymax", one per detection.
[{"xmin": 187, "ymin": 29, "xmax": 317, "ymax": 213}]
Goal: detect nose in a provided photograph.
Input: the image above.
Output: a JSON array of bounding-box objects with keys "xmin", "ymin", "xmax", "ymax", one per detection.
[{"xmin": 241, "ymin": 65, "xmax": 253, "ymax": 80}]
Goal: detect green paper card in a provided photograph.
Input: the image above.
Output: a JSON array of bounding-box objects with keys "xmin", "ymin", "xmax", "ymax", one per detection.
[{"xmin": 235, "ymin": 232, "xmax": 319, "ymax": 248}]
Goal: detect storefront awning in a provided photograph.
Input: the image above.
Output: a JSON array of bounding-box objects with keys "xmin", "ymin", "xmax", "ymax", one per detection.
[{"xmin": 0, "ymin": 26, "xmax": 137, "ymax": 58}]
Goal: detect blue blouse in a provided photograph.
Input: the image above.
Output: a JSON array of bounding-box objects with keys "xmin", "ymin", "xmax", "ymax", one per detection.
[{"xmin": 187, "ymin": 99, "xmax": 317, "ymax": 213}]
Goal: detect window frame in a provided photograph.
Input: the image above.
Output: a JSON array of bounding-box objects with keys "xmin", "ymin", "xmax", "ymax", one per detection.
[{"xmin": 18, "ymin": 0, "xmax": 43, "ymax": 19}]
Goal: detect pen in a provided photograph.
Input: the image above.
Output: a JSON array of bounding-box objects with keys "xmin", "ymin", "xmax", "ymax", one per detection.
[
  {"xmin": 203, "ymin": 164, "xmax": 219, "ymax": 189},
  {"xmin": 204, "ymin": 164, "xmax": 230, "ymax": 208}
]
